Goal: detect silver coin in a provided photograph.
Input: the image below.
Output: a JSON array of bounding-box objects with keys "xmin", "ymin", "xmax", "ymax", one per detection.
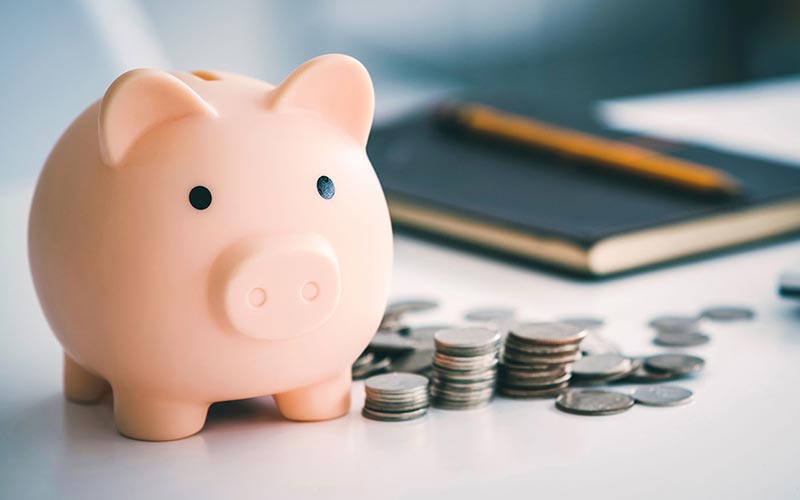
[
  {"xmin": 366, "ymin": 394, "xmax": 430, "ymax": 408},
  {"xmin": 365, "ymin": 395, "xmax": 429, "ymax": 408},
  {"xmin": 433, "ymin": 353, "xmax": 499, "ymax": 371},
  {"xmin": 653, "ymin": 331, "xmax": 711, "ymax": 347},
  {"xmin": 353, "ymin": 352, "xmax": 375, "ymax": 369},
  {"xmin": 500, "ymin": 371, "xmax": 571, "ymax": 388},
  {"xmin": 632, "ymin": 385, "xmax": 694, "ymax": 407},
  {"xmin": 365, "ymin": 372, "xmax": 429, "ymax": 394},
  {"xmin": 499, "ymin": 364, "xmax": 569, "ymax": 379},
  {"xmin": 432, "ymin": 377, "xmax": 496, "ymax": 391},
  {"xmin": 701, "ymin": 306, "xmax": 755, "ymax": 322},
  {"xmin": 352, "ymin": 356, "xmax": 392, "ymax": 379},
  {"xmin": 502, "ymin": 347, "xmax": 581, "ymax": 365},
  {"xmin": 648, "ymin": 315, "xmax": 700, "ymax": 332},
  {"xmin": 431, "ymin": 366, "xmax": 497, "ymax": 382},
  {"xmin": 431, "ymin": 385, "xmax": 495, "ymax": 400},
  {"xmin": 644, "ymin": 354, "xmax": 705, "ymax": 375},
  {"xmin": 555, "ymin": 389, "xmax": 635, "ymax": 416},
  {"xmin": 362, "ymin": 406, "xmax": 428, "ymax": 422},
  {"xmin": 464, "ymin": 307, "xmax": 516, "ymax": 323},
  {"xmin": 572, "ymin": 353, "xmax": 632, "ymax": 377},
  {"xmin": 389, "ymin": 349, "xmax": 434, "ymax": 374},
  {"xmin": 499, "ymin": 358, "xmax": 572, "ymax": 371},
  {"xmin": 620, "ymin": 363, "xmax": 677, "ymax": 383},
  {"xmin": 433, "ymin": 399, "xmax": 492, "ymax": 410},
  {"xmin": 509, "ymin": 322, "xmax": 587, "ymax": 346},
  {"xmin": 559, "ymin": 316, "xmax": 605, "ymax": 331},
  {"xmin": 503, "ymin": 338, "xmax": 581, "ymax": 355},
  {"xmin": 498, "ymin": 382, "xmax": 569, "ymax": 399},
  {"xmin": 434, "ymin": 327, "xmax": 501, "ymax": 355},
  {"xmin": 385, "ymin": 299, "xmax": 439, "ymax": 317},
  {"xmin": 377, "ymin": 317, "xmax": 412, "ymax": 335},
  {"xmin": 369, "ymin": 331, "xmax": 419, "ymax": 354}
]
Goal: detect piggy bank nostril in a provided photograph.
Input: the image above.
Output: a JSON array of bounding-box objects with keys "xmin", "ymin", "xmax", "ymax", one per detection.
[
  {"xmin": 248, "ymin": 288, "xmax": 267, "ymax": 308},
  {"xmin": 302, "ymin": 282, "xmax": 320, "ymax": 301}
]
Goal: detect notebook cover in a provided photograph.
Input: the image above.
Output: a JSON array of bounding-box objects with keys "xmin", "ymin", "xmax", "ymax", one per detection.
[{"xmin": 367, "ymin": 95, "xmax": 800, "ymax": 250}]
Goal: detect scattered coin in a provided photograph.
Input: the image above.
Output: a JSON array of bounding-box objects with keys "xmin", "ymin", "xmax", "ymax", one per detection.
[
  {"xmin": 464, "ymin": 307, "xmax": 516, "ymax": 323},
  {"xmin": 369, "ymin": 331, "xmax": 419, "ymax": 354},
  {"xmin": 701, "ymin": 306, "xmax": 755, "ymax": 322},
  {"xmin": 352, "ymin": 353, "xmax": 391, "ymax": 380},
  {"xmin": 555, "ymin": 389, "xmax": 635, "ymax": 416},
  {"xmin": 653, "ymin": 331, "xmax": 711, "ymax": 347},
  {"xmin": 572, "ymin": 353, "xmax": 632, "ymax": 377},
  {"xmin": 619, "ymin": 360, "xmax": 677, "ymax": 384},
  {"xmin": 378, "ymin": 317, "xmax": 411, "ymax": 335},
  {"xmin": 559, "ymin": 316, "xmax": 605, "ymax": 331},
  {"xmin": 644, "ymin": 354, "xmax": 705, "ymax": 376},
  {"xmin": 384, "ymin": 299, "xmax": 439, "ymax": 318},
  {"xmin": 648, "ymin": 315, "xmax": 700, "ymax": 333},
  {"xmin": 632, "ymin": 386, "xmax": 694, "ymax": 407}
]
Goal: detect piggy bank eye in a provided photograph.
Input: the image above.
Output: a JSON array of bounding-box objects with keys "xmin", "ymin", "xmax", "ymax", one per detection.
[
  {"xmin": 189, "ymin": 186, "xmax": 212, "ymax": 210},
  {"xmin": 316, "ymin": 176, "xmax": 335, "ymax": 200}
]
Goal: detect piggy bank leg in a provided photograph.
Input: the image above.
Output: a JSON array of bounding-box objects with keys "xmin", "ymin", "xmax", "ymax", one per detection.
[
  {"xmin": 274, "ymin": 370, "xmax": 351, "ymax": 421},
  {"xmin": 63, "ymin": 353, "xmax": 110, "ymax": 403},
  {"xmin": 112, "ymin": 390, "xmax": 209, "ymax": 441}
]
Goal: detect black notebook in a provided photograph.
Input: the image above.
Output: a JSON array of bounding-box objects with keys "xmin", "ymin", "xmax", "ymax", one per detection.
[{"xmin": 367, "ymin": 95, "xmax": 800, "ymax": 276}]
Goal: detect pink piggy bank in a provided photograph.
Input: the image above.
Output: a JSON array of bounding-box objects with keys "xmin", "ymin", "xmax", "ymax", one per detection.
[{"xmin": 28, "ymin": 54, "xmax": 393, "ymax": 441}]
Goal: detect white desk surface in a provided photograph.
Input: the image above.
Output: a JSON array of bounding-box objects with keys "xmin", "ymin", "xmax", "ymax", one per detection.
[{"xmin": 1, "ymin": 178, "xmax": 799, "ymax": 500}]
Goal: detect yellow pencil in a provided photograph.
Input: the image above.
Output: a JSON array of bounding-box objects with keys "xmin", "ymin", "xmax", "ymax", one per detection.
[{"xmin": 435, "ymin": 102, "xmax": 742, "ymax": 197}]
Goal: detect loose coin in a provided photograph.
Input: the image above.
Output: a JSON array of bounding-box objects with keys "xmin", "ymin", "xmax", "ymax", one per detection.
[
  {"xmin": 390, "ymin": 349, "xmax": 434, "ymax": 374},
  {"xmin": 653, "ymin": 331, "xmax": 711, "ymax": 347},
  {"xmin": 620, "ymin": 362, "xmax": 677, "ymax": 383},
  {"xmin": 498, "ymin": 382, "xmax": 569, "ymax": 399},
  {"xmin": 369, "ymin": 331, "xmax": 419, "ymax": 354},
  {"xmin": 648, "ymin": 315, "xmax": 700, "ymax": 333},
  {"xmin": 384, "ymin": 298, "xmax": 439, "ymax": 317},
  {"xmin": 644, "ymin": 354, "xmax": 705, "ymax": 376},
  {"xmin": 555, "ymin": 389, "xmax": 635, "ymax": 416},
  {"xmin": 572, "ymin": 353, "xmax": 632, "ymax": 377},
  {"xmin": 701, "ymin": 306, "xmax": 755, "ymax": 322},
  {"xmin": 509, "ymin": 322, "xmax": 587, "ymax": 346},
  {"xmin": 632, "ymin": 386, "xmax": 694, "ymax": 407},
  {"xmin": 464, "ymin": 307, "xmax": 516, "ymax": 323}
]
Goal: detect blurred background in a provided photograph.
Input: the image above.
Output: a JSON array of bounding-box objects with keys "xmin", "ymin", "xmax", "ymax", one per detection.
[{"xmin": 2, "ymin": 0, "xmax": 799, "ymax": 182}]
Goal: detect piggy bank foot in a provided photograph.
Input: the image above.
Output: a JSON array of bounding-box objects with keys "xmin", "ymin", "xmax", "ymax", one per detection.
[
  {"xmin": 274, "ymin": 370, "xmax": 352, "ymax": 421},
  {"xmin": 63, "ymin": 353, "xmax": 110, "ymax": 404},
  {"xmin": 112, "ymin": 390, "xmax": 209, "ymax": 441}
]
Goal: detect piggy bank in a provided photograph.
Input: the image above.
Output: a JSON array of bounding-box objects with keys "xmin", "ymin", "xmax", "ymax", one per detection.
[{"xmin": 28, "ymin": 54, "xmax": 393, "ymax": 441}]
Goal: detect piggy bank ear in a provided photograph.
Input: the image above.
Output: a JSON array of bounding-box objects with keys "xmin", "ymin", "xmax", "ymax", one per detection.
[
  {"xmin": 99, "ymin": 69, "xmax": 217, "ymax": 167},
  {"xmin": 268, "ymin": 54, "xmax": 375, "ymax": 146}
]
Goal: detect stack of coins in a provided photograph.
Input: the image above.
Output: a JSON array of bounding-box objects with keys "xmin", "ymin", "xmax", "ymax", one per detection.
[
  {"xmin": 430, "ymin": 327, "xmax": 501, "ymax": 410},
  {"xmin": 362, "ymin": 373, "xmax": 430, "ymax": 421},
  {"xmin": 498, "ymin": 322, "xmax": 586, "ymax": 398}
]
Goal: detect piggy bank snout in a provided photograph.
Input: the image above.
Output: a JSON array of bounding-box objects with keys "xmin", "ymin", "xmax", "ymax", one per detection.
[{"xmin": 213, "ymin": 234, "xmax": 341, "ymax": 340}]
